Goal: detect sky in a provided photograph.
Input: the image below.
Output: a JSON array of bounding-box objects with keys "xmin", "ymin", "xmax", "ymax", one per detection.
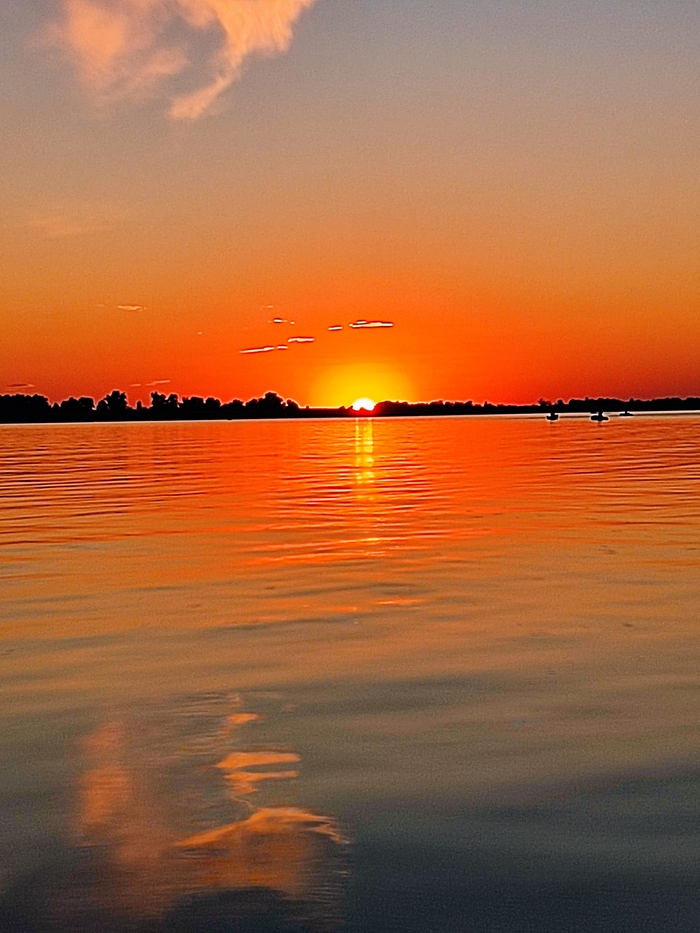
[{"xmin": 1, "ymin": 0, "xmax": 699, "ymax": 407}]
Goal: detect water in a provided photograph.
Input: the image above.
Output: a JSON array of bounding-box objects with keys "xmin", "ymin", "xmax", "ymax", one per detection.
[{"xmin": 1, "ymin": 415, "xmax": 700, "ymax": 931}]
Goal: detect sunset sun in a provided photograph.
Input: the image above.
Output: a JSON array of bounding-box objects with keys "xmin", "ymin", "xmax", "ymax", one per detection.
[{"xmin": 352, "ymin": 397, "xmax": 376, "ymax": 412}]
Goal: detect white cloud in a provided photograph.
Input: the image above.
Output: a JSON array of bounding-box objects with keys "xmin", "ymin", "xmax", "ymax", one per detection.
[{"xmin": 48, "ymin": 0, "xmax": 321, "ymax": 119}]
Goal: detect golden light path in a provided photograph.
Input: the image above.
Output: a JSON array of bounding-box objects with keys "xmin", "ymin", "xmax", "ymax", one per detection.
[{"xmin": 351, "ymin": 398, "xmax": 375, "ymax": 412}]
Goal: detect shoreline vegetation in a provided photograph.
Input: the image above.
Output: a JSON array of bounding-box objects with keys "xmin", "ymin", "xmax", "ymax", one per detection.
[{"xmin": 1, "ymin": 390, "xmax": 700, "ymax": 424}]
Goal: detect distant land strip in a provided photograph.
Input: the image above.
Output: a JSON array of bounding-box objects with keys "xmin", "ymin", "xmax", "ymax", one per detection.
[{"xmin": 1, "ymin": 391, "xmax": 700, "ymax": 424}]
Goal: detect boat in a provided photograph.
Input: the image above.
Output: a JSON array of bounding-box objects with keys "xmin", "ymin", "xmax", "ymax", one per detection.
[
  {"xmin": 591, "ymin": 411, "xmax": 609, "ymax": 422},
  {"xmin": 546, "ymin": 411, "xmax": 559, "ymax": 422}
]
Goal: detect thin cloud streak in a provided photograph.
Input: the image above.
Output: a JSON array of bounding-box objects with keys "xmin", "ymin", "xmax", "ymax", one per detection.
[
  {"xmin": 240, "ymin": 345, "xmax": 275, "ymax": 354},
  {"xmin": 349, "ymin": 320, "xmax": 394, "ymax": 329},
  {"xmin": 25, "ymin": 201, "xmax": 126, "ymax": 238},
  {"xmin": 49, "ymin": 0, "xmax": 321, "ymax": 120}
]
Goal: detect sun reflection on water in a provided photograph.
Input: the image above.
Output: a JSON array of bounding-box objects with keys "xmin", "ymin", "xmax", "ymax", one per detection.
[{"xmin": 354, "ymin": 419, "xmax": 375, "ymax": 488}]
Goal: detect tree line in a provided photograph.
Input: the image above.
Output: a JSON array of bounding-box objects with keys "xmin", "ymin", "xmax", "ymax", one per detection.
[{"xmin": 1, "ymin": 390, "xmax": 699, "ymax": 423}]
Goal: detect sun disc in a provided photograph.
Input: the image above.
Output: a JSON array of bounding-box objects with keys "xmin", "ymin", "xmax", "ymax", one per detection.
[{"xmin": 352, "ymin": 397, "xmax": 375, "ymax": 412}]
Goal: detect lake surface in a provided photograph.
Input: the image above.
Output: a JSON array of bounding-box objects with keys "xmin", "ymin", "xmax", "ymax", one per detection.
[{"xmin": 2, "ymin": 415, "xmax": 700, "ymax": 932}]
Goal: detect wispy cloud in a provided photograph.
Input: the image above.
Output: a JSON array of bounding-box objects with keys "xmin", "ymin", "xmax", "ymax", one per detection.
[
  {"xmin": 287, "ymin": 335, "xmax": 314, "ymax": 343},
  {"xmin": 328, "ymin": 325, "xmax": 343, "ymax": 331},
  {"xmin": 48, "ymin": 0, "xmax": 321, "ymax": 120},
  {"xmin": 117, "ymin": 304, "xmax": 145, "ymax": 312},
  {"xmin": 240, "ymin": 345, "xmax": 275, "ymax": 354},
  {"xmin": 349, "ymin": 320, "xmax": 394, "ymax": 329},
  {"xmin": 25, "ymin": 201, "xmax": 126, "ymax": 238},
  {"xmin": 5, "ymin": 383, "xmax": 36, "ymax": 390}
]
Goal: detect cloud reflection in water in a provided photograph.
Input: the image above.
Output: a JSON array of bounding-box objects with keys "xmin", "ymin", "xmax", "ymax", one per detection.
[{"xmin": 3, "ymin": 694, "xmax": 346, "ymax": 932}]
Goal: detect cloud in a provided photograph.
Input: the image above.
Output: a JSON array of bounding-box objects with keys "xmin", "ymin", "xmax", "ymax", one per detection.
[
  {"xmin": 239, "ymin": 345, "xmax": 275, "ymax": 354},
  {"xmin": 49, "ymin": 0, "xmax": 321, "ymax": 119},
  {"xmin": 5, "ymin": 383, "xmax": 36, "ymax": 390},
  {"xmin": 117, "ymin": 304, "xmax": 145, "ymax": 312},
  {"xmin": 145, "ymin": 378, "xmax": 171, "ymax": 385},
  {"xmin": 349, "ymin": 320, "xmax": 394, "ymax": 329},
  {"xmin": 25, "ymin": 201, "xmax": 126, "ymax": 238},
  {"xmin": 328, "ymin": 325, "xmax": 343, "ymax": 331},
  {"xmin": 287, "ymin": 335, "xmax": 314, "ymax": 343}
]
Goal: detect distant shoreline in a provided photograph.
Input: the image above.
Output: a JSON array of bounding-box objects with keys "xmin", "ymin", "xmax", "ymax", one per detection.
[{"xmin": 2, "ymin": 390, "xmax": 700, "ymax": 424}]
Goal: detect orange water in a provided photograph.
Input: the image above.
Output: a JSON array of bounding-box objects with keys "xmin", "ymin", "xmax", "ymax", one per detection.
[{"xmin": 2, "ymin": 416, "xmax": 700, "ymax": 931}]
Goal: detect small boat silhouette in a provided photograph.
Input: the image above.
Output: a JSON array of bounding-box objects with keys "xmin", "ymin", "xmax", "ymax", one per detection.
[
  {"xmin": 591, "ymin": 411, "xmax": 609, "ymax": 422},
  {"xmin": 546, "ymin": 411, "xmax": 559, "ymax": 421}
]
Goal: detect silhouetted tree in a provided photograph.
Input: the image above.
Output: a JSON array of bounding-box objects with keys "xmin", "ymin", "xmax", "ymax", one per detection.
[
  {"xmin": 97, "ymin": 390, "xmax": 128, "ymax": 419},
  {"xmin": 0, "ymin": 394, "xmax": 52, "ymax": 423},
  {"xmin": 150, "ymin": 392, "xmax": 179, "ymax": 419},
  {"xmin": 58, "ymin": 396, "xmax": 95, "ymax": 422},
  {"xmin": 244, "ymin": 392, "xmax": 285, "ymax": 418},
  {"xmin": 221, "ymin": 398, "xmax": 245, "ymax": 419},
  {"xmin": 180, "ymin": 396, "xmax": 207, "ymax": 419}
]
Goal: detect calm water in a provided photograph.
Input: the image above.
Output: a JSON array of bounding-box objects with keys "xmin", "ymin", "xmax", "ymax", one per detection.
[{"xmin": 2, "ymin": 415, "xmax": 700, "ymax": 932}]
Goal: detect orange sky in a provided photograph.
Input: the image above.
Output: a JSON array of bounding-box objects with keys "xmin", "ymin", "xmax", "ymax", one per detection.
[{"xmin": 1, "ymin": 1, "xmax": 699, "ymax": 406}]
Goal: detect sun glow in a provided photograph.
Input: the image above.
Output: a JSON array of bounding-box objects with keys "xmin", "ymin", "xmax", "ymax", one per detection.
[
  {"xmin": 311, "ymin": 364, "xmax": 412, "ymax": 409},
  {"xmin": 352, "ymin": 397, "xmax": 376, "ymax": 412}
]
